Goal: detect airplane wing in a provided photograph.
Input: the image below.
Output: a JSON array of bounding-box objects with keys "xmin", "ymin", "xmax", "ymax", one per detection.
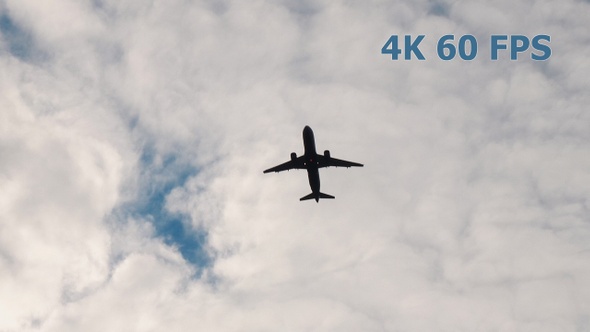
[
  {"xmin": 316, "ymin": 154, "xmax": 364, "ymax": 168},
  {"xmin": 263, "ymin": 156, "xmax": 307, "ymax": 173}
]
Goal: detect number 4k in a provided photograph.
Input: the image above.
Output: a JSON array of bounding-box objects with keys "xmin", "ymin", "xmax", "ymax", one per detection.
[{"xmin": 381, "ymin": 35, "xmax": 426, "ymax": 60}]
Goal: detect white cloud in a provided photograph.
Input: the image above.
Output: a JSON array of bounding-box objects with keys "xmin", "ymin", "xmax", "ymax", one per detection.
[
  {"xmin": 0, "ymin": 57, "xmax": 129, "ymax": 329},
  {"xmin": 1, "ymin": 0, "xmax": 589, "ymax": 331}
]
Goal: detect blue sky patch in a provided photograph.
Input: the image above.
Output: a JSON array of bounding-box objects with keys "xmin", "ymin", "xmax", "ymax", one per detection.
[
  {"xmin": 130, "ymin": 146, "xmax": 211, "ymax": 270},
  {"xmin": 0, "ymin": 13, "xmax": 36, "ymax": 61},
  {"xmin": 428, "ymin": 1, "xmax": 450, "ymax": 17}
]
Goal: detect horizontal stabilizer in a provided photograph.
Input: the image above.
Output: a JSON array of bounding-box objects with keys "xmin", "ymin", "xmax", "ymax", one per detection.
[
  {"xmin": 300, "ymin": 192, "xmax": 335, "ymax": 202},
  {"xmin": 318, "ymin": 192, "xmax": 335, "ymax": 199}
]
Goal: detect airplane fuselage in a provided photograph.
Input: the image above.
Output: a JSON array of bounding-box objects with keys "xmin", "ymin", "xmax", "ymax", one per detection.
[{"xmin": 302, "ymin": 126, "xmax": 321, "ymax": 199}]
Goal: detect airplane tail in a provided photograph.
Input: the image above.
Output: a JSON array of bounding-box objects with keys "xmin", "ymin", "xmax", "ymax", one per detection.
[{"xmin": 300, "ymin": 192, "xmax": 335, "ymax": 202}]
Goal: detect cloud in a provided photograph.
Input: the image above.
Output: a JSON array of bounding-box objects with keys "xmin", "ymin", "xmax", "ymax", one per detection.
[
  {"xmin": 0, "ymin": 58, "xmax": 126, "ymax": 329},
  {"xmin": 1, "ymin": 0, "xmax": 589, "ymax": 331}
]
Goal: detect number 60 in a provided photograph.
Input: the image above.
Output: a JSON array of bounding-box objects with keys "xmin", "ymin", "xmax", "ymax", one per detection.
[{"xmin": 437, "ymin": 35, "xmax": 478, "ymax": 60}]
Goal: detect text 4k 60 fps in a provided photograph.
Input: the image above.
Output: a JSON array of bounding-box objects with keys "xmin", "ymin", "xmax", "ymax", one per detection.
[{"xmin": 382, "ymin": 34, "xmax": 551, "ymax": 61}]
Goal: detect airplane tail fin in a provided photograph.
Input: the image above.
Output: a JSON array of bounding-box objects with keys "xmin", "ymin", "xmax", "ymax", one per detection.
[{"xmin": 300, "ymin": 192, "xmax": 335, "ymax": 202}]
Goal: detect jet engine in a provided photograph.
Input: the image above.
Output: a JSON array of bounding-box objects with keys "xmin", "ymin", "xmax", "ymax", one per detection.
[
  {"xmin": 324, "ymin": 150, "xmax": 331, "ymax": 158},
  {"xmin": 291, "ymin": 152, "xmax": 297, "ymax": 161}
]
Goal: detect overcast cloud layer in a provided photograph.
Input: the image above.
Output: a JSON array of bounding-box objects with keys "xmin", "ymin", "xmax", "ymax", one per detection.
[{"xmin": 1, "ymin": 0, "xmax": 589, "ymax": 331}]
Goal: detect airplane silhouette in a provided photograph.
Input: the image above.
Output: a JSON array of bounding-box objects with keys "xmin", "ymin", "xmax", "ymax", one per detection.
[{"xmin": 263, "ymin": 126, "xmax": 363, "ymax": 202}]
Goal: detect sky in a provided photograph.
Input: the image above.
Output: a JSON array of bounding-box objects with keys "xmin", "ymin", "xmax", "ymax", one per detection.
[{"xmin": 0, "ymin": 0, "xmax": 589, "ymax": 331}]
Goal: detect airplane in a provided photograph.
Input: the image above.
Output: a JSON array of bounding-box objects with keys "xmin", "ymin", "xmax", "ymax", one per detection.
[{"xmin": 263, "ymin": 125, "xmax": 363, "ymax": 202}]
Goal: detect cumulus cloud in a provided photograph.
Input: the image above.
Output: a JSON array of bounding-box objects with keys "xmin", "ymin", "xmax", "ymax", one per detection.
[{"xmin": 1, "ymin": 0, "xmax": 589, "ymax": 331}]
